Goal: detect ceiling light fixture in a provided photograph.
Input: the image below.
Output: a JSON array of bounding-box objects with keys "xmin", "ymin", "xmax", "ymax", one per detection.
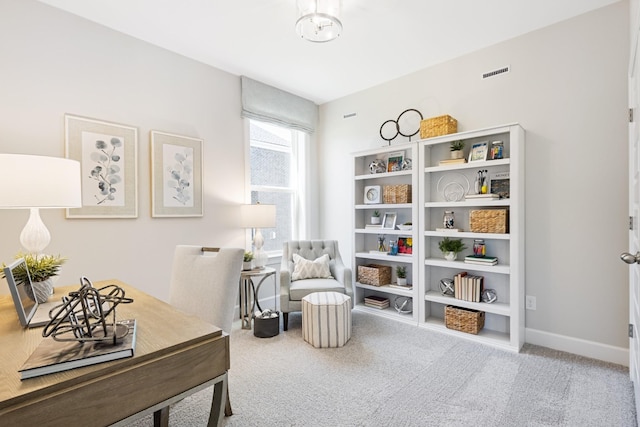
[{"xmin": 296, "ymin": 0, "xmax": 342, "ymax": 43}]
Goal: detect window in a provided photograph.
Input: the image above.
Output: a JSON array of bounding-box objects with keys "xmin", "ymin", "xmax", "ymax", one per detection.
[{"xmin": 247, "ymin": 120, "xmax": 308, "ymax": 255}]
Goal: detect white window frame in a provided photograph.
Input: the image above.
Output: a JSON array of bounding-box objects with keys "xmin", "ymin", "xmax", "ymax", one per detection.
[{"xmin": 244, "ymin": 119, "xmax": 309, "ymax": 259}]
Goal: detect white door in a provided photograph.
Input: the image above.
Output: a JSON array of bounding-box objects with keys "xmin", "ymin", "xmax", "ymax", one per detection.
[{"xmin": 622, "ymin": 0, "xmax": 640, "ymax": 420}]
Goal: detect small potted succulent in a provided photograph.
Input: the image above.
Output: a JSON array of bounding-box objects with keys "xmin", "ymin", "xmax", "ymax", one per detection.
[
  {"xmin": 243, "ymin": 251, "xmax": 254, "ymax": 271},
  {"xmin": 450, "ymin": 140, "xmax": 465, "ymax": 159},
  {"xmin": 396, "ymin": 265, "xmax": 407, "ymax": 286},
  {"xmin": 2, "ymin": 252, "xmax": 66, "ymax": 303},
  {"xmin": 371, "ymin": 210, "xmax": 381, "ymax": 225},
  {"xmin": 438, "ymin": 237, "xmax": 467, "ymax": 261}
]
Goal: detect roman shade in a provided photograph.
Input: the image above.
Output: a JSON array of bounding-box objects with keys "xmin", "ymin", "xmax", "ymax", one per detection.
[{"xmin": 241, "ymin": 76, "xmax": 318, "ymax": 133}]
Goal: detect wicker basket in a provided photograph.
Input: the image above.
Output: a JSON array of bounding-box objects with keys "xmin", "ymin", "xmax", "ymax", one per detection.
[
  {"xmin": 357, "ymin": 264, "xmax": 391, "ymax": 287},
  {"xmin": 383, "ymin": 184, "xmax": 412, "ymax": 204},
  {"xmin": 469, "ymin": 209, "xmax": 508, "ymax": 234},
  {"xmin": 444, "ymin": 305, "xmax": 485, "ymax": 334},
  {"xmin": 420, "ymin": 115, "xmax": 458, "ymax": 139}
]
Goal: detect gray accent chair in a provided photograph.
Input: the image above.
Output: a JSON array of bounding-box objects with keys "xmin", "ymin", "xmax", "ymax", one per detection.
[{"xmin": 280, "ymin": 240, "xmax": 353, "ymax": 331}]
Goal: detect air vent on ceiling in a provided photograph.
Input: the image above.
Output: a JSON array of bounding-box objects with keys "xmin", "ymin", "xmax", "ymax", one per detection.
[{"xmin": 482, "ymin": 65, "xmax": 510, "ymax": 80}]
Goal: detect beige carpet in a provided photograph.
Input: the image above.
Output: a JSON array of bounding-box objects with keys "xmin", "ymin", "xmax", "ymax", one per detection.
[{"xmin": 125, "ymin": 311, "xmax": 636, "ymax": 426}]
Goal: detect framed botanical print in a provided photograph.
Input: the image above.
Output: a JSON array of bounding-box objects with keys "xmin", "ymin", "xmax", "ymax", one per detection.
[
  {"xmin": 65, "ymin": 114, "xmax": 138, "ymax": 218},
  {"xmin": 151, "ymin": 131, "xmax": 203, "ymax": 217}
]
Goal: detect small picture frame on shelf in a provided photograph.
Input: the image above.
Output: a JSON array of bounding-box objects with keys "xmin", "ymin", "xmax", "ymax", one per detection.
[
  {"xmin": 397, "ymin": 237, "xmax": 412, "ymax": 255},
  {"xmin": 490, "ymin": 171, "xmax": 510, "ymax": 199},
  {"xmin": 387, "ymin": 151, "xmax": 404, "ymax": 172},
  {"xmin": 468, "ymin": 141, "xmax": 489, "ymax": 162},
  {"xmin": 381, "ymin": 212, "xmax": 397, "ymax": 229}
]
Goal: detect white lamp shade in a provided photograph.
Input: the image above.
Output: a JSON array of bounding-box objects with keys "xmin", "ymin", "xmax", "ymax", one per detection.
[
  {"xmin": 0, "ymin": 154, "xmax": 81, "ymax": 253},
  {"xmin": 0, "ymin": 154, "xmax": 81, "ymax": 208},
  {"xmin": 240, "ymin": 204, "xmax": 276, "ymax": 229}
]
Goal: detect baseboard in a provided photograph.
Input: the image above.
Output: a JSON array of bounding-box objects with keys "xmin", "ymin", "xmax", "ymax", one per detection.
[{"xmin": 526, "ymin": 327, "xmax": 629, "ymax": 367}]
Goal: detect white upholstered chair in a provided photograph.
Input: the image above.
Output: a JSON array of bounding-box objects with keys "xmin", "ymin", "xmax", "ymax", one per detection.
[
  {"xmin": 168, "ymin": 245, "xmax": 243, "ymax": 419},
  {"xmin": 280, "ymin": 240, "xmax": 353, "ymax": 331}
]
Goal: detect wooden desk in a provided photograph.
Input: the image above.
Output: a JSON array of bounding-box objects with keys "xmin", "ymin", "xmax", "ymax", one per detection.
[{"xmin": 0, "ymin": 280, "xmax": 229, "ymax": 427}]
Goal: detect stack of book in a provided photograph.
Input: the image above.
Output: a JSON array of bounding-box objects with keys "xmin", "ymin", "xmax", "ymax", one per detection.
[
  {"xmin": 439, "ymin": 158, "xmax": 467, "ymax": 166},
  {"xmin": 365, "ymin": 224, "xmax": 382, "ymax": 229},
  {"xmin": 453, "ymin": 272, "xmax": 484, "ymax": 302},
  {"xmin": 464, "ymin": 255, "xmax": 498, "ymax": 266},
  {"xmin": 464, "ymin": 193, "xmax": 499, "ymax": 200},
  {"xmin": 364, "ymin": 295, "xmax": 390, "ymax": 309}
]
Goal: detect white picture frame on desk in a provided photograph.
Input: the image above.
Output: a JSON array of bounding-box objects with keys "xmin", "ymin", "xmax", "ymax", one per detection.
[{"xmin": 468, "ymin": 141, "xmax": 489, "ymax": 162}]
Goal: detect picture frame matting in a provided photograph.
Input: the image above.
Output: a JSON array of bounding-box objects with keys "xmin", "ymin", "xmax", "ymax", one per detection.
[
  {"xmin": 65, "ymin": 114, "xmax": 138, "ymax": 218},
  {"xmin": 151, "ymin": 130, "xmax": 203, "ymax": 218}
]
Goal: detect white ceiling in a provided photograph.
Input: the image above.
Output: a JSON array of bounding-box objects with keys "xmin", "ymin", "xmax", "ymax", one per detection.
[{"xmin": 38, "ymin": 0, "xmax": 620, "ymax": 104}]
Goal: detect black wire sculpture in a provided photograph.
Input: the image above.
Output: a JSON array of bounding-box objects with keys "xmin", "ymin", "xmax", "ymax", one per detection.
[{"xmin": 42, "ymin": 276, "xmax": 134, "ymax": 345}]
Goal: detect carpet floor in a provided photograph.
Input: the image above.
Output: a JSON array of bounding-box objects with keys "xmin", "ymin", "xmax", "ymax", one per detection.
[{"xmin": 125, "ymin": 310, "xmax": 637, "ymax": 427}]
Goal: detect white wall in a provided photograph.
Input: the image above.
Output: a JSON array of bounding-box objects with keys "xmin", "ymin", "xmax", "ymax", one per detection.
[
  {"xmin": 0, "ymin": 0, "xmax": 247, "ymax": 301},
  {"xmin": 319, "ymin": 1, "xmax": 630, "ymax": 357}
]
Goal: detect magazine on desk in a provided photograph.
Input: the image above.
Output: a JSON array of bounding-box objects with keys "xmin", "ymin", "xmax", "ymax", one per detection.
[{"xmin": 19, "ymin": 318, "xmax": 137, "ymax": 380}]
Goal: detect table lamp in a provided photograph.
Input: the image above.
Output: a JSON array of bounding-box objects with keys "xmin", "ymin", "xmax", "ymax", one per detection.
[
  {"xmin": 240, "ymin": 203, "xmax": 276, "ymax": 269},
  {"xmin": 0, "ymin": 154, "xmax": 81, "ymax": 254}
]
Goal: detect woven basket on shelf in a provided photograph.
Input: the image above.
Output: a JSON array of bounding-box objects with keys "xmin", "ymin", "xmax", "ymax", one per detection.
[
  {"xmin": 420, "ymin": 115, "xmax": 458, "ymax": 139},
  {"xmin": 444, "ymin": 305, "xmax": 485, "ymax": 334},
  {"xmin": 383, "ymin": 184, "xmax": 412, "ymax": 204},
  {"xmin": 469, "ymin": 209, "xmax": 508, "ymax": 234},
  {"xmin": 357, "ymin": 264, "xmax": 391, "ymax": 287}
]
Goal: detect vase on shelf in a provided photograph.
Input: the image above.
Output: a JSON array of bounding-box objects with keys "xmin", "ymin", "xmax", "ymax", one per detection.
[
  {"xmin": 444, "ymin": 252, "xmax": 457, "ymax": 262},
  {"xmin": 451, "ymin": 150, "xmax": 464, "ymax": 159},
  {"xmin": 397, "ymin": 277, "xmax": 407, "ymax": 286}
]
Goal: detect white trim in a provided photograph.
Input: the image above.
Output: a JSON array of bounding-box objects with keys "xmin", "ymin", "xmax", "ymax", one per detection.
[{"xmin": 526, "ymin": 327, "xmax": 629, "ymax": 366}]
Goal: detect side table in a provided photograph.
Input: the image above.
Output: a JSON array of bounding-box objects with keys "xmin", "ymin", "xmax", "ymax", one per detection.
[{"xmin": 239, "ymin": 267, "xmax": 276, "ymax": 330}]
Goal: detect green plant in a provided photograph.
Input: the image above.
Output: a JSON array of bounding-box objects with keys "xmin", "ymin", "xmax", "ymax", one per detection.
[
  {"xmin": 438, "ymin": 237, "xmax": 467, "ymax": 254},
  {"xmin": 373, "ymin": 210, "xmax": 380, "ymax": 217},
  {"xmin": 450, "ymin": 140, "xmax": 465, "ymax": 151},
  {"xmin": 1, "ymin": 252, "xmax": 66, "ymax": 284},
  {"xmin": 243, "ymin": 251, "xmax": 254, "ymax": 262},
  {"xmin": 396, "ymin": 265, "xmax": 406, "ymax": 279}
]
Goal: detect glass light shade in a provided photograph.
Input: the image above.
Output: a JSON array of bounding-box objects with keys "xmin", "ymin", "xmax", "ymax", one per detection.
[
  {"xmin": 240, "ymin": 204, "xmax": 276, "ymax": 268},
  {"xmin": 296, "ymin": 0, "xmax": 342, "ymax": 43},
  {"xmin": 0, "ymin": 154, "xmax": 81, "ymax": 253}
]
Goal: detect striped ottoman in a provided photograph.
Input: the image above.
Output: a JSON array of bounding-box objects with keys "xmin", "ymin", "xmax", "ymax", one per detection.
[{"xmin": 302, "ymin": 291, "xmax": 351, "ymax": 348}]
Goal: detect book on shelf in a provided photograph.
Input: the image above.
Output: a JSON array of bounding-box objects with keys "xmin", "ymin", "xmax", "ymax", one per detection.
[
  {"xmin": 19, "ymin": 319, "xmax": 137, "ymax": 380},
  {"xmin": 453, "ymin": 272, "xmax": 484, "ymax": 302},
  {"xmin": 464, "ymin": 193, "xmax": 499, "ymax": 199},
  {"xmin": 435, "ymin": 228, "xmax": 461, "ymax": 232},
  {"xmin": 439, "ymin": 158, "xmax": 467, "ymax": 165},
  {"xmin": 464, "ymin": 255, "xmax": 498, "ymax": 266},
  {"xmin": 365, "ymin": 302, "xmax": 390, "ymax": 309},
  {"xmin": 364, "ymin": 295, "xmax": 390, "ymax": 308},
  {"xmin": 388, "ymin": 283, "xmax": 413, "ymax": 291},
  {"xmin": 365, "ymin": 224, "xmax": 382, "ymax": 229}
]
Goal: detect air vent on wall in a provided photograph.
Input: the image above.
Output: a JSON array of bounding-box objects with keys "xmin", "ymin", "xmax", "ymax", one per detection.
[{"xmin": 482, "ymin": 65, "xmax": 510, "ymax": 80}]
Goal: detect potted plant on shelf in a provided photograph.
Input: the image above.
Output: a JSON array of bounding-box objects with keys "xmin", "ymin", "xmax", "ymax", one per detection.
[
  {"xmin": 396, "ymin": 265, "xmax": 407, "ymax": 286},
  {"xmin": 2, "ymin": 252, "xmax": 66, "ymax": 303},
  {"xmin": 438, "ymin": 237, "xmax": 467, "ymax": 261},
  {"xmin": 450, "ymin": 140, "xmax": 465, "ymax": 159},
  {"xmin": 243, "ymin": 251, "xmax": 254, "ymax": 271},
  {"xmin": 371, "ymin": 210, "xmax": 381, "ymax": 225}
]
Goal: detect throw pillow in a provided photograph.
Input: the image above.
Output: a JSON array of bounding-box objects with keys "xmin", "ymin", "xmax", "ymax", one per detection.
[{"xmin": 291, "ymin": 253, "xmax": 333, "ymax": 281}]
